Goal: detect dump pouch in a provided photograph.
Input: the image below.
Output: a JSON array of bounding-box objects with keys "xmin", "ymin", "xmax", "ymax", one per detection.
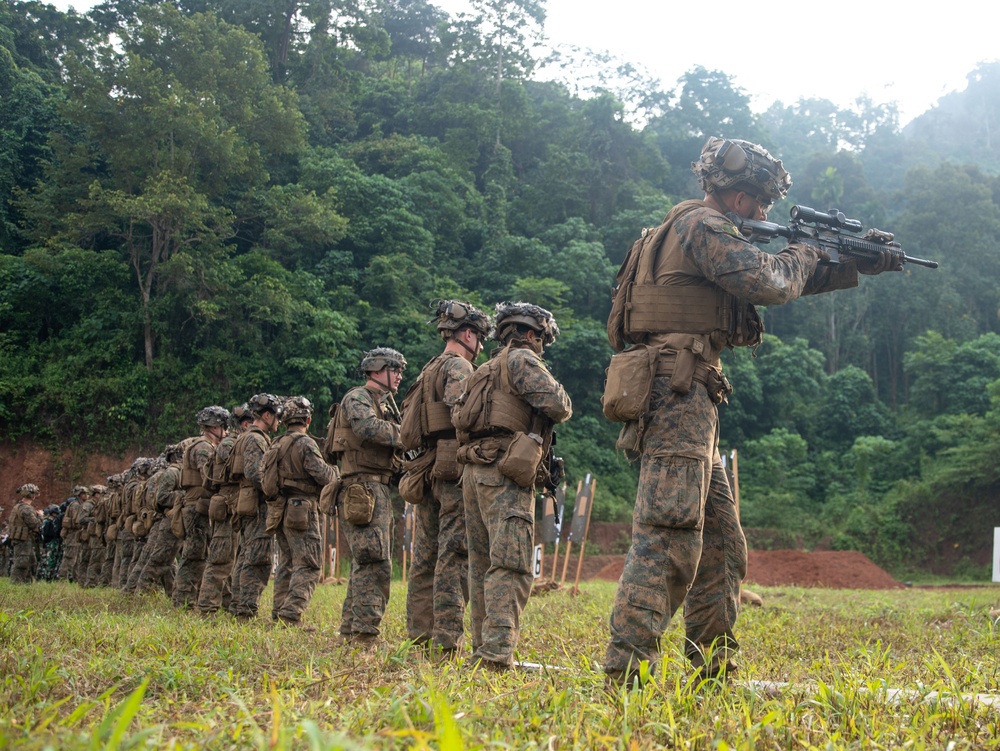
[
  {"xmin": 341, "ymin": 482, "xmax": 376, "ymax": 525},
  {"xmin": 497, "ymin": 431, "xmax": 544, "ymax": 489},
  {"xmin": 208, "ymin": 493, "xmax": 228, "ymax": 522},
  {"xmin": 264, "ymin": 496, "xmax": 287, "ymax": 535},
  {"xmin": 601, "ymin": 344, "xmax": 658, "ymax": 422},
  {"xmin": 284, "ymin": 498, "xmax": 311, "ymax": 532},
  {"xmin": 431, "ymin": 438, "xmax": 461, "ymax": 481}
]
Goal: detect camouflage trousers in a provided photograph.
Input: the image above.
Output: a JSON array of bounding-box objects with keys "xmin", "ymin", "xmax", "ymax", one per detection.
[
  {"xmin": 113, "ymin": 524, "xmax": 134, "ymax": 589},
  {"xmin": 135, "ymin": 516, "xmax": 179, "ymax": 596},
  {"xmin": 84, "ymin": 539, "xmax": 105, "ymax": 588},
  {"xmin": 38, "ymin": 540, "xmax": 63, "ymax": 581},
  {"xmin": 406, "ymin": 479, "xmax": 469, "ymax": 650},
  {"xmin": 231, "ymin": 503, "xmax": 274, "ymax": 618},
  {"xmin": 272, "ymin": 500, "xmax": 323, "ymax": 623},
  {"xmin": 123, "ymin": 532, "xmax": 148, "ymax": 593},
  {"xmin": 10, "ymin": 540, "xmax": 37, "ymax": 584},
  {"xmin": 172, "ymin": 505, "xmax": 210, "ymax": 608},
  {"xmin": 463, "ymin": 461, "xmax": 535, "ymax": 666},
  {"xmin": 99, "ymin": 536, "xmax": 116, "ymax": 587},
  {"xmin": 197, "ymin": 516, "xmax": 238, "ymax": 614},
  {"xmin": 603, "ymin": 379, "xmax": 747, "ymax": 678},
  {"xmin": 340, "ymin": 481, "xmax": 393, "ymax": 637},
  {"xmin": 74, "ymin": 537, "xmax": 92, "ymax": 584},
  {"xmin": 58, "ymin": 537, "xmax": 80, "ymax": 581}
]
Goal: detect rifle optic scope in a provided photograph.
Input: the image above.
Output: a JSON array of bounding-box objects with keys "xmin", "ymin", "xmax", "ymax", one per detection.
[{"xmin": 790, "ymin": 206, "xmax": 864, "ymax": 233}]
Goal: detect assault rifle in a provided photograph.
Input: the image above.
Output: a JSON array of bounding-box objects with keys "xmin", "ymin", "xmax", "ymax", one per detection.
[{"xmin": 729, "ymin": 205, "xmax": 939, "ymax": 270}]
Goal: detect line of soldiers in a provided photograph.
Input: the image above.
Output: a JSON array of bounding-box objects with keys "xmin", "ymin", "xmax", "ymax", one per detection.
[{"xmin": 4, "ymin": 300, "xmax": 572, "ymax": 667}]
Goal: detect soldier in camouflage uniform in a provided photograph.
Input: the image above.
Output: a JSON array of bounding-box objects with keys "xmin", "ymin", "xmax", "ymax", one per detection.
[
  {"xmin": 83, "ymin": 485, "xmax": 109, "ymax": 587},
  {"xmin": 173, "ymin": 406, "xmax": 230, "ymax": 608},
  {"xmin": 329, "ymin": 348, "xmax": 406, "ymax": 646},
  {"xmin": 404, "ymin": 301, "xmax": 492, "ymax": 655},
  {"xmin": 98, "ymin": 475, "xmax": 122, "ymax": 586},
  {"xmin": 602, "ymin": 138, "xmax": 902, "ymax": 688},
  {"xmin": 38, "ymin": 505, "xmax": 63, "ymax": 581},
  {"xmin": 267, "ymin": 397, "xmax": 339, "ymax": 627},
  {"xmin": 72, "ymin": 486, "xmax": 97, "ymax": 584},
  {"xmin": 9, "ymin": 484, "xmax": 42, "ymax": 583},
  {"xmin": 133, "ymin": 445, "xmax": 186, "ymax": 595},
  {"xmin": 457, "ymin": 303, "xmax": 572, "ymax": 670},
  {"xmin": 230, "ymin": 394, "xmax": 281, "ymax": 620},
  {"xmin": 114, "ymin": 460, "xmax": 152, "ymax": 589},
  {"xmin": 58, "ymin": 487, "xmax": 85, "ymax": 581},
  {"xmin": 197, "ymin": 405, "xmax": 253, "ymax": 616},
  {"xmin": 124, "ymin": 457, "xmax": 167, "ymax": 593}
]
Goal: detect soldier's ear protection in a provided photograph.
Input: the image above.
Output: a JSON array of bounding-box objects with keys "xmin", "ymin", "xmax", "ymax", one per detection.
[{"xmin": 714, "ymin": 139, "xmax": 749, "ymax": 174}]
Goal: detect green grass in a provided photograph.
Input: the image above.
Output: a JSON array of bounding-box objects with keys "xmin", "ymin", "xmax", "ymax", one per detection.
[{"xmin": 1, "ymin": 578, "xmax": 999, "ymax": 749}]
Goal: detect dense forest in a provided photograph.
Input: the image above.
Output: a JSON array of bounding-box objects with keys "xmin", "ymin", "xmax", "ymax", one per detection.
[{"xmin": 2, "ymin": 0, "xmax": 1000, "ymax": 576}]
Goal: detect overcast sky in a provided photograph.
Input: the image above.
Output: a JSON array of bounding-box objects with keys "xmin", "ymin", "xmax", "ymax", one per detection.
[{"xmin": 48, "ymin": 0, "xmax": 996, "ymax": 126}]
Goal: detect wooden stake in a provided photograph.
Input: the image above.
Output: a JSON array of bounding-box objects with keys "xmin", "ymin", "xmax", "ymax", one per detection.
[
  {"xmin": 559, "ymin": 479, "xmax": 583, "ymax": 586},
  {"xmin": 571, "ymin": 478, "xmax": 596, "ymax": 596}
]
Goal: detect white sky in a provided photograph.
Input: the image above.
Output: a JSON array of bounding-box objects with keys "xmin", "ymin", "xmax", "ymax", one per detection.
[{"xmin": 48, "ymin": 0, "xmax": 996, "ymax": 126}]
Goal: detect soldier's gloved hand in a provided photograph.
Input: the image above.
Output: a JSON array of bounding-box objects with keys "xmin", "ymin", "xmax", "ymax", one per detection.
[{"xmin": 855, "ymin": 248, "xmax": 904, "ymax": 275}]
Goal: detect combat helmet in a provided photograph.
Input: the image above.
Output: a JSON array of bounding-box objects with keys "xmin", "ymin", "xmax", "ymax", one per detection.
[
  {"xmin": 248, "ymin": 393, "xmax": 282, "ymax": 418},
  {"xmin": 90, "ymin": 484, "xmax": 108, "ymax": 496},
  {"xmin": 360, "ymin": 347, "xmax": 407, "ymax": 374},
  {"xmin": 494, "ymin": 301, "xmax": 560, "ymax": 347},
  {"xmin": 72, "ymin": 484, "xmax": 91, "ymax": 496},
  {"xmin": 231, "ymin": 403, "xmax": 253, "ymax": 428},
  {"xmin": 431, "ymin": 299, "xmax": 493, "ymax": 339},
  {"xmin": 692, "ymin": 137, "xmax": 791, "ymax": 202},
  {"xmin": 163, "ymin": 443, "xmax": 185, "ymax": 464},
  {"xmin": 281, "ymin": 396, "xmax": 314, "ymax": 426},
  {"xmin": 17, "ymin": 483, "xmax": 40, "ymax": 497},
  {"xmin": 196, "ymin": 405, "xmax": 231, "ymax": 428}
]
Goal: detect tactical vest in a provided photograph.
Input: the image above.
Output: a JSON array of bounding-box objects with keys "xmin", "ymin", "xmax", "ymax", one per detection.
[
  {"xmin": 454, "ymin": 345, "xmax": 535, "ymax": 442},
  {"xmin": 272, "ymin": 432, "xmax": 322, "ymax": 499},
  {"xmin": 331, "ymin": 387, "xmax": 400, "ymax": 477},
  {"xmin": 8, "ymin": 502, "xmax": 31, "ymax": 542},
  {"xmin": 208, "ymin": 432, "xmax": 239, "ymax": 491},
  {"xmin": 609, "ymin": 200, "xmax": 761, "ymax": 352},
  {"xmin": 181, "ymin": 436, "xmax": 213, "ymax": 503},
  {"xmin": 230, "ymin": 427, "xmax": 270, "ymax": 489},
  {"xmin": 62, "ymin": 500, "xmax": 80, "ymax": 532},
  {"xmin": 400, "ymin": 352, "xmax": 463, "ymax": 451}
]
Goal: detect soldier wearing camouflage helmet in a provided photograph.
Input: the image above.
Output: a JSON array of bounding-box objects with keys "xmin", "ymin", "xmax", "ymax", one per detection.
[
  {"xmin": 57, "ymin": 485, "xmax": 88, "ymax": 582},
  {"xmin": 71, "ymin": 485, "xmax": 98, "ymax": 585},
  {"xmin": 38, "ymin": 503, "xmax": 64, "ymax": 581},
  {"xmin": 131, "ymin": 444, "xmax": 187, "ymax": 596},
  {"xmin": 456, "ymin": 302, "xmax": 572, "ymax": 671},
  {"xmin": 113, "ymin": 460, "xmax": 152, "ymax": 588},
  {"xmin": 173, "ymin": 405, "xmax": 230, "ymax": 608},
  {"xmin": 602, "ymin": 137, "xmax": 900, "ymax": 690},
  {"xmin": 230, "ymin": 394, "xmax": 282, "ymax": 620},
  {"xmin": 82, "ymin": 485, "xmax": 109, "ymax": 587},
  {"xmin": 403, "ymin": 300, "xmax": 492, "ymax": 655},
  {"xmin": 97, "ymin": 475, "xmax": 123, "ymax": 586},
  {"xmin": 328, "ymin": 348, "xmax": 406, "ymax": 646},
  {"xmin": 193, "ymin": 404, "xmax": 253, "ymax": 615},
  {"xmin": 265, "ymin": 397, "xmax": 340, "ymax": 628},
  {"xmin": 9, "ymin": 484, "xmax": 42, "ymax": 583}
]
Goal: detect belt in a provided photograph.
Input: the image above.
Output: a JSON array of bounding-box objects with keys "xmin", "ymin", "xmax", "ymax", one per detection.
[{"xmin": 342, "ymin": 472, "xmax": 392, "ymax": 485}]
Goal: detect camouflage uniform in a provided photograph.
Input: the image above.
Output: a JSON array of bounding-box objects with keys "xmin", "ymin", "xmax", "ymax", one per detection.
[
  {"xmin": 83, "ymin": 487, "xmax": 108, "ymax": 587},
  {"xmin": 113, "ymin": 469, "xmax": 143, "ymax": 588},
  {"xmin": 9, "ymin": 498, "xmax": 41, "ymax": 583},
  {"xmin": 603, "ymin": 199, "xmax": 859, "ymax": 679},
  {"xmin": 57, "ymin": 495, "xmax": 82, "ymax": 581},
  {"xmin": 333, "ymin": 384, "xmax": 402, "ymax": 639},
  {"xmin": 230, "ymin": 427, "xmax": 273, "ymax": 618},
  {"xmin": 98, "ymin": 479, "xmax": 122, "ymax": 587},
  {"xmin": 269, "ymin": 408, "xmax": 339, "ymax": 625},
  {"xmin": 73, "ymin": 491, "xmax": 96, "ymax": 585},
  {"xmin": 38, "ymin": 508, "xmax": 63, "ymax": 581},
  {"xmin": 461, "ymin": 343, "xmax": 572, "ymax": 666},
  {"xmin": 173, "ymin": 436, "xmax": 217, "ymax": 608},
  {"xmin": 405, "ymin": 353, "xmax": 475, "ymax": 651},
  {"xmin": 134, "ymin": 462, "xmax": 184, "ymax": 595}
]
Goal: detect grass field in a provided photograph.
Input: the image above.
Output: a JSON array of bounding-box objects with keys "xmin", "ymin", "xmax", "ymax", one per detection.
[{"xmin": 1, "ymin": 576, "xmax": 998, "ymax": 749}]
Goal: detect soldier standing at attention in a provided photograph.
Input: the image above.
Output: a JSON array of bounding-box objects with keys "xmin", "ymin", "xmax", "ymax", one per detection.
[
  {"xmin": 266, "ymin": 397, "xmax": 340, "ymax": 628},
  {"xmin": 58, "ymin": 486, "xmax": 85, "ymax": 582},
  {"xmin": 602, "ymin": 137, "xmax": 902, "ymax": 689},
  {"xmin": 38, "ymin": 504, "xmax": 63, "ymax": 581},
  {"xmin": 230, "ymin": 394, "xmax": 281, "ymax": 621},
  {"xmin": 404, "ymin": 301, "xmax": 492, "ymax": 656},
  {"xmin": 456, "ymin": 303, "xmax": 572, "ymax": 671},
  {"xmin": 83, "ymin": 485, "xmax": 109, "ymax": 588},
  {"xmin": 98, "ymin": 475, "xmax": 122, "ymax": 587},
  {"xmin": 133, "ymin": 444, "xmax": 186, "ymax": 596},
  {"xmin": 72, "ymin": 486, "xmax": 96, "ymax": 584},
  {"xmin": 9, "ymin": 484, "xmax": 42, "ymax": 584},
  {"xmin": 329, "ymin": 348, "xmax": 406, "ymax": 647},
  {"xmin": 197, "ymin": 405, "xmax": 253, "ymax": 616},
  {"xmin": 173, "ymin": 406, "xmax": 230, "ymax": 609}
]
